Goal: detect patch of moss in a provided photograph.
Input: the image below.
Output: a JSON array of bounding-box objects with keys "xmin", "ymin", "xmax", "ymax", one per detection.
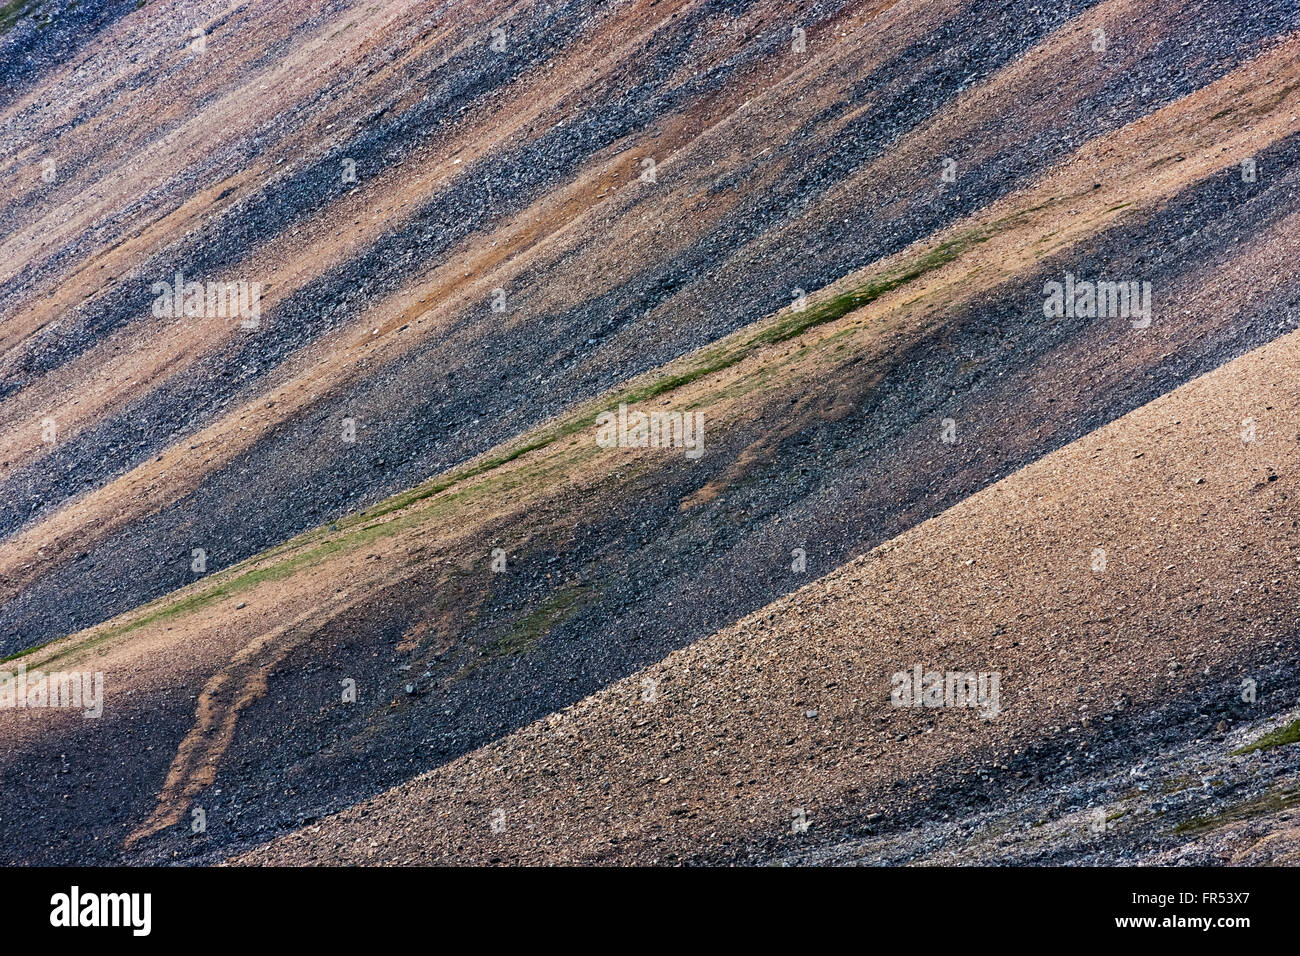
[
  {"xmin": 0, "ymin": 0, "xmax": 37, "ymax": 34},
  {"xmin": 1232, "ymin": 717, "xmax": 1300, "ymax": 756},
  {"xmin": 0, "ymin": 642, "xmax": 55, "ymax": 663},
  {"xmin": 6, "ymin": 583, "xmax": 233, "ymax": 669},
  {"xmin": 491, "ymin": 585, "xmax": 592, "ymax": 657},
  {"xmin": 751, "ymin": 234, "xmax": 979, "ymax": 350},
  {"xmin": 1160, "ymin": 775, "xmax": 1198, "ymax": 795},
  {"xmin": 338, "ymin": 233, "xmax": 979, "ymax": 527},
  {"xmin": 1172, "ymin": 787, "xmax": 1300, "ymax": 836}
]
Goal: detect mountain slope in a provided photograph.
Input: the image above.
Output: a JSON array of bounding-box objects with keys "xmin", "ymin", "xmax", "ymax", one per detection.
[
  {"xmin": 4, "ymin": 0, "xmax": 1296, "ymax": 648},
  {"xmin": 2, "ymin": 0, "xmax": 1298, "ymax": 867},
  {"xmin": 239, "ymin": 324, "xmax": 1300, "ymax": 865}
]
